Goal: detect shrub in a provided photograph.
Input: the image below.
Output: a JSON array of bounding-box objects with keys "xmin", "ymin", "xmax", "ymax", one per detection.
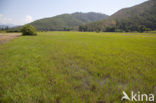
[
  {"xmin": 96, "ymin": 28, "xmax": 100, "ymax": 33},
  {"xmin": 137, "ymin": 25, "xmax": 146, "ymax": 33},
  {"xmin": 21, "ymin": 25, "xmax": 37, "ymax": 35},
  {"xmin": 105, "ymin": 26, "xmax": 115, "ymax": 32}
]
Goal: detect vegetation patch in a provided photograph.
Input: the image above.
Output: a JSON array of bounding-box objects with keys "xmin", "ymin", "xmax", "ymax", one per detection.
[
  {"xmin": 0, "ymin": 32, "xmax": 155, "ymax": 103},
  {"xmin": 21, "ymin": 25, "xmax": 37, "ymax": 36}
]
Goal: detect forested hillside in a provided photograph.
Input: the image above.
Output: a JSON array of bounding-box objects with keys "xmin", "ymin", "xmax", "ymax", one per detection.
[
  {"xmin": 29, "ymin": 12, "xmax": 108, "ymax": 31},
  {"xmin": 80, "ymin": 0, "xmax": 156, "ymax": 32}
]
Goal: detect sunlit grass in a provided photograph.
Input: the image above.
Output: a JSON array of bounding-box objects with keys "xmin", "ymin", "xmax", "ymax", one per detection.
[{"xmin": 0, "ymin": 31, "xmax": 156, "ymax": 103}]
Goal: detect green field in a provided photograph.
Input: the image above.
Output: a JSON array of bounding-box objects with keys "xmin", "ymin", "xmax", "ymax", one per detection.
[{"xmin": 0, "ymin": 32, "xmax": 156, "ymax": 103}]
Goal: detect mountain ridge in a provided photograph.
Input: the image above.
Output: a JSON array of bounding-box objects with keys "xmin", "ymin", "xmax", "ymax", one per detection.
[
  {"xmin": 81, "ymin": 0, "xmax": 156, "ymax": 32},
  {"xmin": 29, "ymin": 12, "xmax": 109, "ymax": 31}
]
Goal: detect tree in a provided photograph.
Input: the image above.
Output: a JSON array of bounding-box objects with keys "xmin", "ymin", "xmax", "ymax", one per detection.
[
  {"xmin": 5, "ymin": 26, "xmax": 9, "ymax": 30},
  {"xmin": 96, "ymin": 28, "xmax": 100, "ymax": 33},
  {"xmin": 79, "ymin": 25, "xmax": 88, "ymax": 32},
  {"xmin": 105, "ymin": 26, "xmax": 115, "ymax": 32},
  {"xmin": 21, "ymin": 25, "xmax": 37, "ymax": 35},
  {"xmin": 138, "ymin": 25, "xmax": 146, "ymax": 33}
]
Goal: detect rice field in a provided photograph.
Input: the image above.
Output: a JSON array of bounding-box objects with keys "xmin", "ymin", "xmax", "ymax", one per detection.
[{"xmin": 0, "ymin": 32, "xmax": 155, "ymax": 103}]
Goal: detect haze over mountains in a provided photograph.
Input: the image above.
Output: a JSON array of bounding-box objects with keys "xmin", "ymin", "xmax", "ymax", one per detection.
[
  {"xmin": 0, "ymin": 24, "xmax": 17, "ymax": 28},
  {"xmin": 29, "ymin": 12, "xmax": 109, "ymax": 31}
]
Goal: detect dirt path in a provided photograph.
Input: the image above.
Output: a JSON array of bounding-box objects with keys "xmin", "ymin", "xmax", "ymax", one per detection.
[{"xmin": 0, "ymin": 33, "xmax": 21, "ymax": 44}]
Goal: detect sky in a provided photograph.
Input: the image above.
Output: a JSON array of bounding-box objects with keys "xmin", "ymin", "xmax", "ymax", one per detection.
[{"xmin": 0, "ymin": 0, "xmax": 148, "ymax": 25}]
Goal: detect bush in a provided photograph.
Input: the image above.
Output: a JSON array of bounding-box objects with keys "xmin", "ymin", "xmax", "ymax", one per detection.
[
  {"xmin": 96, "ymin": 28, "xmax": 100, "ymax": 33},
  {"xmin": 105, "ymin": 26, "xmax": 115, "ymax": 32},
  {"xmin": 21, "ymin": 25, "xmax": 37, "ymax": 35},
  {"xmin": 137, "ymin": 25, "xmax": 146, "ymax": 33}
]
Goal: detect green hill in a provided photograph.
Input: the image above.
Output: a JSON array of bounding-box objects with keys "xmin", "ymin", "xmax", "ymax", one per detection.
[
  {"xmin": 29, "ymin": 12, "xmax": 108, "ymax": 31},
  {"xmin": 82, "ymin": 0, "xmax": 156, "ymax": 32}
]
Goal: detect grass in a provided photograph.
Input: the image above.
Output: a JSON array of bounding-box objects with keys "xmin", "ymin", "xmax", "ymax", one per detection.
[
  {"xmin": 0, "ymin": 31, "xmax": 156, "ymax": 103},
  {"xmin": 0, "ymin": 31, "xmax": 7, "ymax": 34}
]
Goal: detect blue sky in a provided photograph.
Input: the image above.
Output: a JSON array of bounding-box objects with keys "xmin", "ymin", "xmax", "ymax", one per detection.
[{"xmin": 0, "ymin": 0, "xmax": 148, "ymax": 25}]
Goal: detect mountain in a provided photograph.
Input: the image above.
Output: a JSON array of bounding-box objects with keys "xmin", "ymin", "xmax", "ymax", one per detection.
[
  {"xmin": 82, "ymin": 0, "xmax": 156, "ymax": 32},
  {"xmin": 29, "ymin": 12, "xmax": 109, "ymax": 31},
  {"xmin": 0, "ymin": 24, "xmax": 17, "ymax": 28}
]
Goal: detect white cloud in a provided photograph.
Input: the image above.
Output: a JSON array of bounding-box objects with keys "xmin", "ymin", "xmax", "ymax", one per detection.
[
  {"xmin": 3, "ymin": 17, "xmax": 12, "ymax": 21},
  {"xmin": 0, "ymin": 14, "xmax": 3, "ymax": 18},
  {"xmin": 25, "ymin": 15, "xmax": 32, "ymax": 23},
  {"xmin": 0, "ymin": 14, "xmax": 13, "ymax": 24}
]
